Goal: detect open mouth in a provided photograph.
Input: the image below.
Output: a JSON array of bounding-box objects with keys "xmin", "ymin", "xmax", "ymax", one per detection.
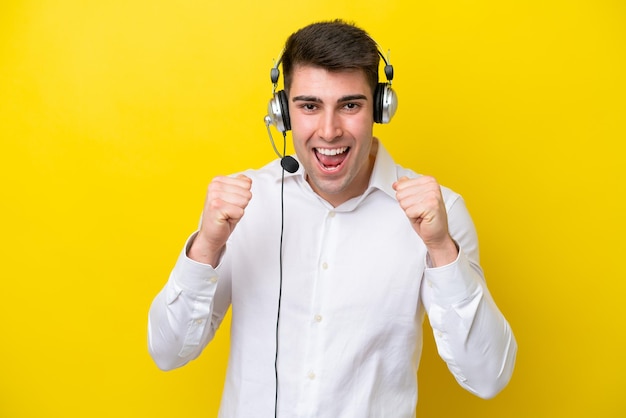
[{"xmin": 314, "ymin": 147, "xmax": 350, "ymax": 172}]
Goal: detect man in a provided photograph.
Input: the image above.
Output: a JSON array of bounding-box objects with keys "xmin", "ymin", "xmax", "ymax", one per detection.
[{"xmin": 148, "ymin": 19, "xmax": 517, "ymax": 417}]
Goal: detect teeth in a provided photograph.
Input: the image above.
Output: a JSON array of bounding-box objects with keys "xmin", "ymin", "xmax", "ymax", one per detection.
[{"xmin": 316, "ymin": 147, "xmax": 348, "ymax": 156}]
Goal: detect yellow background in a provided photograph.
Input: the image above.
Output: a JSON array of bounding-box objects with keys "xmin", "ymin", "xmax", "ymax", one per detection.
[{"xmin": 1, "ymin": 0, "xmax": 624, "ymax": 417}]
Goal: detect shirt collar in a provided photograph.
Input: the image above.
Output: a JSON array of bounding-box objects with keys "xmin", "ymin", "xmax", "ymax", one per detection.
[{"xmin": 366, "ymin": 138, "xmax": 398, "ymax": 199}]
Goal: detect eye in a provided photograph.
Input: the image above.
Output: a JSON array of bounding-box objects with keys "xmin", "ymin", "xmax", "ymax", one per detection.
[
  {"xmin": 343, "ymin": 102, "xmax": 361, "ymax": 111},
  {"xmin": 299, "ymin": 103, "xmax": 318, "ymax": 112}
]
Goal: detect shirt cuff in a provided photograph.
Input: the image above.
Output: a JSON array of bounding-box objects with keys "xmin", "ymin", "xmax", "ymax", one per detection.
[
  {"xmin": 170, "ymin": 232, "xmax": 220, "ymax": 293},
  {"xmin": 424, "ymin": 248, "xmax": 481, "ymax": 306}
]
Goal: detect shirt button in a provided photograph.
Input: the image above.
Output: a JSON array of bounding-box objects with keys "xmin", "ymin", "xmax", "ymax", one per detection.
[
  {"xmin": 314, "ymin": 314, "xmax": 323, "ymax": 323},
  {"xmin": 328, "ymin": 211, "xmax": 336, "ymax": 218},
  {"xmin": 209, "ymin": 276, "xmax": 218, "ymax": 284},
  {"xmin": 322, "ymin": 262, "xmax": 328, "ymax": 270},
  {"xmin": 307, "ymin": 371, "xmax": 316, "ymax": 380},
  {"xmin": 195, "ymin": 319, "xmax": 204, "ymax": 325}
]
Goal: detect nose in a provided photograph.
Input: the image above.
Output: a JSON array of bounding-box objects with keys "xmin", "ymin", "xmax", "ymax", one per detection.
[{"xmin": 317, "ymin": 111, "xmax": 342, "ymax": 141}]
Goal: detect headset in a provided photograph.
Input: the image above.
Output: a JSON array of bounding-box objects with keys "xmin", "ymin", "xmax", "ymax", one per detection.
[{"xmin": 265, "ymin": 44, "xmax": 399, "ymax": 133}]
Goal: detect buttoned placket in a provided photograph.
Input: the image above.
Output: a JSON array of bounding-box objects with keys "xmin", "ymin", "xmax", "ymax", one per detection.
[{"xmin": 297, "ymin": 209, "xmax": 336, "ymax": 416}]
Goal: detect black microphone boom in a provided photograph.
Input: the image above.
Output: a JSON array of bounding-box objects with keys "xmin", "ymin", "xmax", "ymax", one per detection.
[{"xmin": 264, "ymin": 115, "xmax": 300, "ymax": 173}]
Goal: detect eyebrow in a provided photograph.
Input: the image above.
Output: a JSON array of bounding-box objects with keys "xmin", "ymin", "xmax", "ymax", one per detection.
[{"xmin": 292, "ymin": 94, "xmax": 368, "ymax": 103}]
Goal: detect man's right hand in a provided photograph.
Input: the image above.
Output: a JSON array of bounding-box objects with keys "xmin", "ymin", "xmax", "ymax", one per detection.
[{"xmin": 188, "ymin": 174, "xmax": 253, "ymax": 266}]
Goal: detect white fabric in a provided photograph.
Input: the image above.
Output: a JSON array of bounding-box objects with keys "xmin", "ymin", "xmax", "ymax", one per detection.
[{"xmin": 148, "ymin": 141, "xmax": 517, "ymax": 418}]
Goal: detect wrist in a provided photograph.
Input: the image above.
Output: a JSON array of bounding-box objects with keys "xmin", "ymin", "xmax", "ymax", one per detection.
[
  {"xmin": 187, "ymin": 232, "xmax": 224, "ymax": 267},
  {"xmin": 426, "ymin": 236, "xmax": 459, "ymax": 267}
]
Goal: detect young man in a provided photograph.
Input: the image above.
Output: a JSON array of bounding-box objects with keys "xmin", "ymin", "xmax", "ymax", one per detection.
[{"xmin": 148, "ymin": 19, "xmax": 517, "ymax": 417}]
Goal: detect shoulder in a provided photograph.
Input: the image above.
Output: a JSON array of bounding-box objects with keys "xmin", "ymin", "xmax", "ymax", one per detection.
[
  {"xmin": 239, "ymin": 159, "xmax": 281, "ymax": 179},
  {"xmin": 233, "ymin": 159, "xmax": 285, "ymax": 189}
]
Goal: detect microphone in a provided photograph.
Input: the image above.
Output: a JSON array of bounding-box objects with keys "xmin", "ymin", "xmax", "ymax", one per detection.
[
  {"xmin": 280, "ymin": 155, "xmax": 299, "ymax": 173},
  {"xmin": 264, "ymin": 116, "xmax": 300, "ymax": 173}
]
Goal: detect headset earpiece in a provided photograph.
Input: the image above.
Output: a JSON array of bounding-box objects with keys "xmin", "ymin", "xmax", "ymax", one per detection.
[
  {"xmin": 373, "ymin": 81, "xmax": 398, "ymax": 124},
  {"xmin": 267, "ymin": 90, "xmax": 291, "ymax": 133},
  {"xmin": 266, "ymin": 54, "xmax": 291, "ymax": 133},
  {"xmin": 373, "ymin": 58, "xmax": 398, "ymax": 124}
]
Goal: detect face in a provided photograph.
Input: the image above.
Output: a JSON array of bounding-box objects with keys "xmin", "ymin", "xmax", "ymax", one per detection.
[{"xmin": 288, "ymin": 65, "xmax": 376, "ymax": 207}]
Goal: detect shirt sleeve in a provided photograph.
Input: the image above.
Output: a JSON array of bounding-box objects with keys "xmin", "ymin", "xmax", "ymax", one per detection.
[
  {"xmin": 147, "ymin": 232, "xmax": 231, "ymax": 371},
  {"xmin": 420, "ymin": 194, "xmax": 517, "ymax": 399}
]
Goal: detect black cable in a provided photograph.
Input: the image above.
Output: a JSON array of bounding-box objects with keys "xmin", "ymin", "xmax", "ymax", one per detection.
[{"xmin": 274, "ymin": 132, "xmax": 288, "ymax": 418}]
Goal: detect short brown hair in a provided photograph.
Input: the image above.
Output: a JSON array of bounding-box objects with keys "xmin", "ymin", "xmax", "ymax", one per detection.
[{"xmin": 281, "ymin": 20, "xmax": 380, "ymax": 95}]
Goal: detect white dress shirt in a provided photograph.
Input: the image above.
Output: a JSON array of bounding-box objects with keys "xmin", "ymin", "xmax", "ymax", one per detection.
[{"xmin": 148, "ymin": 140, "xmax": 517, "ymax": 418}]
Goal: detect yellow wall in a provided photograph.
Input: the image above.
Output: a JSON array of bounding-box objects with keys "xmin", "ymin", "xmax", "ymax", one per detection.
[{"xmin": 1, "ymin": 1, "xmax": 624, "ymax": 416}]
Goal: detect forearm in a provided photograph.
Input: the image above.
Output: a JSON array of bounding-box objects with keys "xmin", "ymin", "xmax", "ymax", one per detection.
[
  {"xmin": 148, "ymin": 284, "xmax": 196, "ymax": 371},
  {"xmin": 148, "ymin": 234, "xmax": 226, "ymax": 370},
  {"xmin": 423, "ymin": 251, "xmax": 517, "ymax": 398}
]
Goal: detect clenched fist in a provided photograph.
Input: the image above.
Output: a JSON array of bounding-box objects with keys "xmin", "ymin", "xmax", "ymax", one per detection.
[
  {"xmin": 393, "ymin": 176, "xmax": 458, "ymax": 266},
  {"xmin": 188, "ymin": 174, "xmax": 253, "ymax": 266}
]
